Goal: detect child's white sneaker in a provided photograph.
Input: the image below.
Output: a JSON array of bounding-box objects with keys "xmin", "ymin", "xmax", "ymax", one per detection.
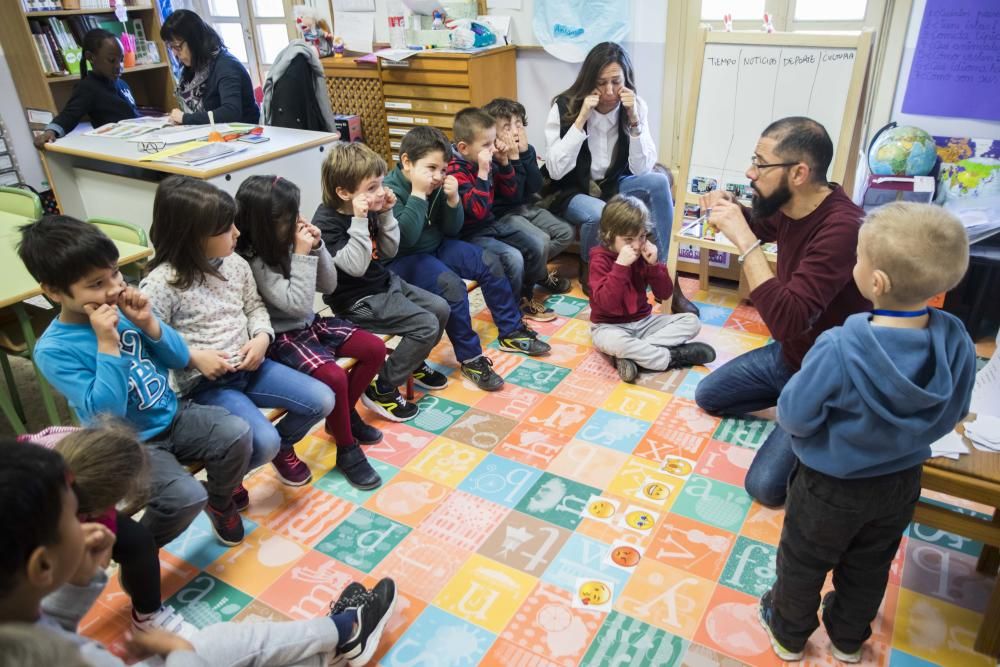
[{"xmin": 132, "ymin": 605, "xmax": 197, "ymax": 640}]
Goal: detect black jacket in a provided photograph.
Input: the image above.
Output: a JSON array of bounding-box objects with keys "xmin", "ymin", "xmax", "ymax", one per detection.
[
  {"xmin": 269, "ymin": 54, "xmax": 327, "ymax": 131},
  {"xmin": 49, "ymin": 73, "xmax": 138, "ymax": 136},
  {"xmin": 179, "ymin": 51, "xmax": 260, "ymax": 125}
]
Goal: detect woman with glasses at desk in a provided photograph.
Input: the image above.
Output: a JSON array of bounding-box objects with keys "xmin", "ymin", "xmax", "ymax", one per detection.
[{"xmin": 160, "ymin": 10, "xmax": 260, "ymax": 127}]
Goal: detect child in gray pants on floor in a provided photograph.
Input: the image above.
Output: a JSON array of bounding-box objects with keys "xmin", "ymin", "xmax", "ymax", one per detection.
[{"xmin": 588, "ymin": 195, "xmax": 716, "ymax": 382}]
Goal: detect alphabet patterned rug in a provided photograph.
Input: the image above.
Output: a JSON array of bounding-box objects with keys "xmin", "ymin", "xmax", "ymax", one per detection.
[{"xmin": 80, "ymin": 278, "xmax": 994, "ymax": 666}]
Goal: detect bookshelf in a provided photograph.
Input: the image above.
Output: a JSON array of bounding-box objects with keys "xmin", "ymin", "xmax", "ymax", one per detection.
[{"xmin": 0, "ymin": 0, "xmax": 176, "ymax": 127}]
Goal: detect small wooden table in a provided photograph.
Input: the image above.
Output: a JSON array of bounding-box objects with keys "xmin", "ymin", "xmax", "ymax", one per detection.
[{"xmin": 916, "ymin": 426, "xmax": 1000, "ymax": 657}]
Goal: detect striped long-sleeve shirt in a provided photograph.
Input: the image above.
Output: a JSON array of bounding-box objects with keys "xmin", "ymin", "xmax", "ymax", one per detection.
[{"xmin": 446, "ymin": 148, "xmax": 517, "ymax": 233}]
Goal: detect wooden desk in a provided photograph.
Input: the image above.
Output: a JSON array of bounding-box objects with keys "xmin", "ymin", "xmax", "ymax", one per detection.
[
  {"xmin": 916, "ymin": 426, "xmax": 1000, "ymax": 657},
  {"xmin": 674, "ymin": 233, "xmax": 778, "ymax": 293},
  {"xmin": 0, "ymin": 211, "xmax": 152, "ymax": 428},
  {"xmin": 40, "ymin": 126, "xmax": 338, "ymax": 233}
]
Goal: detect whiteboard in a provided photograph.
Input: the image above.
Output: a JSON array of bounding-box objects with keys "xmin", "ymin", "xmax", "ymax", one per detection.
[{"xmin": 688, "ymin": 43, "xmax": 861, "ymax": 193}]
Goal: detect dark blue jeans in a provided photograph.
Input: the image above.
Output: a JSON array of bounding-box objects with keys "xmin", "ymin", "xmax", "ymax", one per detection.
[
  {"xmin": 694, "ymin": 342, "xmax": 796, "ymax": 506},
  {"xmin": 388, "ymin": 239, "xmax": 523, "ymax": 363}
]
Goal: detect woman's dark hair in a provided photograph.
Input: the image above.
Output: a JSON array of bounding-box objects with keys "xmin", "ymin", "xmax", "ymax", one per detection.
[
  {"xmin": 234, "ymin": 175, "xmax": 301, "ymax": 279},
  {"xmin": 148, "ymin": 175, "xmax": 236, "ymax": 290},
  {"xmin": 80, "ymin": 28, "xmax": 119, "ymax": 81},
  {"xmin": 160, "ymin": 9, "xmax": 223, "ymax": 75},
  {"xmin": 554, "ymin": 42, "xmax": 637, "ymax": 125}
]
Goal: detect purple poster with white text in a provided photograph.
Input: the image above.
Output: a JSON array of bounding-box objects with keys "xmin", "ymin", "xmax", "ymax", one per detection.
[{"xmin": 901, "ymin": 0, "xmax": 1000, "ymax": 121}]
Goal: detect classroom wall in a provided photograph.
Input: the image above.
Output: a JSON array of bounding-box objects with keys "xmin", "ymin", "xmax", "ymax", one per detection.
[{"xmin": 890, "ymin": 0, "xmax": 1000, "ymax": 139}]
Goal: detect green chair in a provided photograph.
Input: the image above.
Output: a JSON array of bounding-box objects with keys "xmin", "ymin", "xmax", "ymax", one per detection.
[
  {"xmin": 88, "ymin": 217, "xmax": 149, "ymax": 283},
  {"xmin": 0, "ymin": 186, "xmax": 42, "ymax": 219},
  {"xmin": 0, "ymin": 303, "xmax": 60, "ymax": 433}
]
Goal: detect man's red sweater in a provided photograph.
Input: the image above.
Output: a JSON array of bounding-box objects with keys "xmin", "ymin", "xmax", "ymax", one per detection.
[
  {"xmin": 588, "ymin": 245, "xmax": 674, "ymax": 324},
  {"xmin": 747, "ymin": 185, "xmax": 872, "ymax": 370},
  {"xmin": 446, "ymin": 151, "xmax": 518, "ymax": 231}
]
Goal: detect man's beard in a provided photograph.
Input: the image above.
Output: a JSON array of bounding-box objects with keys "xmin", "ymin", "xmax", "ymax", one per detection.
[{"xmin": 751, "ymin": 177, "xmax": 792, "ymax": 218}]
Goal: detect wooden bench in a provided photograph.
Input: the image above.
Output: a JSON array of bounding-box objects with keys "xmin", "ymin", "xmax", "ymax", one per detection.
[
  {"xmin": 185, "ymin": 279, "xmax": 480, "ymax": 475},
  {"xmin": 915, "ymin": 420, "xmax": 1000, "ymax": 657}
]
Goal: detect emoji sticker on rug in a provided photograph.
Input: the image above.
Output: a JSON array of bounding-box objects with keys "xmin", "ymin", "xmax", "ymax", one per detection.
[
  {"xmin": 661, "ymin": 456, "xmax": 695, "ymax": 478},
  {"xmin": 619, "ymin": 505, "xmax": 660, "ymax": 534},
  {"xmin": 573, "ymin": 578, "xmax": 613, "ymax": 612},
  {"xmin": 604, "ymin": 543, "xmax": 644, "ymax": 571},
  {"xmin": 635, "ymin": 478, "xmax": 672, "ymax": 505},
  {"xmin": 585, "ymin": 495, "xmax": 620, "ymax": 523}
]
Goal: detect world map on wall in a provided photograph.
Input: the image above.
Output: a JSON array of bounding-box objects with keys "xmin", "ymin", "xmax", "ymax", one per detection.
[{"xmin": 935, "ymin": 137, "xmax": 1000, "ymax": 201}]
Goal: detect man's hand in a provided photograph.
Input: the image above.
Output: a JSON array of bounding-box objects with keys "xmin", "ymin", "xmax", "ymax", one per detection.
[
  {"xmin": 575, "ymin": 92, "xmax": 600, "ymax": 130},
  {"xmin": 189, "ymin": 348, "xmax": 236, "ymax": 380},
  {"xmin": 84, "ymin": 303, "xmax": 120, "ymax": 354},
  {"xmin": 33, "ymin": 130, "xmax": 56, "ymax": 149},
  {"xmin": 443, "ymin": 175, "xmax": 460, "ymax": 207},
  {"xmin": 68, "ymin": 523, "xmax": 115, "ymax": 586},
  {"xmin": 236, "ymin": 333, "xmax": 269, "ymax": 372},
  {"xmin": 352, "ymin": 193, "xmax": 369, "ymax": 218},
  {"xmin": 124, "ymin": 628, "xmax": 195, "ymax": 660},
  {"xmin": 616, "ymin": 245, "xmax": 639, "ymax": 267},
  {"xmin": 709, "ymin": 199, "xmax": 756, "ymax": 251},
  {"xmin": 477, "ymin": 147, "xmax": 493, "ymax": 178},
  {"xmin": 698, "ymin": 189, "xmax": 738, "ymax": 214},
  {"xmin": 640, "ymin": 240, "xmax": 658, "ymax": 264}
]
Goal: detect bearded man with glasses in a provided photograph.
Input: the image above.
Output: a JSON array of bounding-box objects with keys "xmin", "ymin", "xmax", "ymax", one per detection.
[{"xmin": 694, "ymin": 116, "xmax": 872, "ymax": 508}]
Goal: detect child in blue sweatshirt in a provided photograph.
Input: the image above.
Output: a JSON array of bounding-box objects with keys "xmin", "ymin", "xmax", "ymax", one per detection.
[
  {"xmin": 758, "ymin": 203, "xmax": 977, "ymax": 663},
  {"xmin": 19, "ymin": 216, "xmax": 252, "ymax": 548}
]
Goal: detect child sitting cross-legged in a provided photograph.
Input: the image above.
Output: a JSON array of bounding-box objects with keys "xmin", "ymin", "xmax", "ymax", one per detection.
[
  {"xmin": 0, "ymin": 440, "xmax": 397, "ymax": 667},
  {"xmin": 589, "ymin": 194, "xmax": 715, "ymax": 382},
  {"xmin": 758, "ymin": 202, "xmax": 977, "ymax": 663}
]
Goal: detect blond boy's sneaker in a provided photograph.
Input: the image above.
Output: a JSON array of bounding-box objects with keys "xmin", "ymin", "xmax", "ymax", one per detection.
[{"xmin": 520, "ymin": 297, "xmax": 556, "ymax": 322}]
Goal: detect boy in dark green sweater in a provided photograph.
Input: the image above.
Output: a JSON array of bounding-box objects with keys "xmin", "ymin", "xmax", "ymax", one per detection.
[{"xmin": 385, "ymin": 126, "xmax": 550, "ymax": 392}]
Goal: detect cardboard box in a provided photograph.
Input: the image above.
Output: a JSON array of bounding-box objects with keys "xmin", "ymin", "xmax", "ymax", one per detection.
[{"xmin": 334, "ymin": 114, "xmax": 362, "ymax": 143}]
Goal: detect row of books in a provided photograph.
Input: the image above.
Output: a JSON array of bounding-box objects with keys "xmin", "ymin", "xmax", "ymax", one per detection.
[
  {"xmin": 23, "ymin": 0, "xmax": 136, "ymax": 11},
  {"xmin": 30, "ymin": 15, "xmax": 106, "ymax": 76}
]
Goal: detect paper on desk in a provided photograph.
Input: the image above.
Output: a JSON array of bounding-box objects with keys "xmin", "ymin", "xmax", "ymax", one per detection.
[
  {"xmin": 970, "ymin": 343, "xmax": 1000, "ymax": 418},
  {"xmin": 964, "ymin": 415, "xmax": 1000, "ymax": 452},
  {"xmin": 929, "ymin": 430, "xmax": 969, "ymax": 459},
  {"xmin": 335, "ymin": 11, "xmax": 374, "ymax": 54},
  {"xmin": 374, "ymin": 48, "xmax": 420, "ymax": 62}
]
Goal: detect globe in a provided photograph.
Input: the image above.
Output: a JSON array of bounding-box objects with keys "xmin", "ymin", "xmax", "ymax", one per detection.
[{"xmin": 868, "ymin": 125, "xmax": 938, "ymax": 176}]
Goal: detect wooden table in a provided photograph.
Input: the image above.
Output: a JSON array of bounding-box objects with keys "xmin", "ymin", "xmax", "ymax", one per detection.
[
  {"xmin": 40, "ymin": 125, "xmax": 338, "ymax": 234},
  {"xmin": 0, "ymin": 211, "xmax": 152, "ymax": 429},
  {"xmin": 916, "ymin": 426, "xmax": 1000, "ymax": 657}
]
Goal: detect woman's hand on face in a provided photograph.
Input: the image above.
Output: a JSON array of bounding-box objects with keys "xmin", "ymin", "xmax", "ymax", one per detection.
[
  {"xmin": 168, "ymin": 109, "xmax": 184, "ymax": 125},
  {"xmin": 619, "ymin": 87, "xmax": 637, "ymax": 121},
  {"xmin": 575, "ymin": 92, "xmax": 601, "ymax": 130}
]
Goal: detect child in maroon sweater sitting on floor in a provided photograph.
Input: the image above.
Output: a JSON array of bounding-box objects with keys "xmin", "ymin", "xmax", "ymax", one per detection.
[{"xmin": 588, "ymin": 195, "xmax": 716, "ymax": 382}]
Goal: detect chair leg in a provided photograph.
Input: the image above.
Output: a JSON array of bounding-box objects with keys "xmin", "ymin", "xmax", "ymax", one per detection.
[
  {"xmin": 14, "ymin": 304, "xmax": 62, "ymax": 425},
  {"xmin": 0, "ymin": 353, "xmax": 26, "ymax": 423},
  {"xmin": 0, "ymin": 379, "xmax": 26, "ymax": 434}
]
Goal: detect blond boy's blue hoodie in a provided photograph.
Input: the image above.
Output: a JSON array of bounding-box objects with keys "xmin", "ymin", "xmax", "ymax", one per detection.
[{"xmin": 778, "ymin": 309, "xmax": 976, "ymax": 479}]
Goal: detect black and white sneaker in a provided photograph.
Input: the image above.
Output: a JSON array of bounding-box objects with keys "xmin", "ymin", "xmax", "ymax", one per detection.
[
  {"xmin": 498, "ymin": 326, "xmax": 551, "ymax": 356},
  {"xmin": 330, "ymin": 582, "xmax": 367, "ymax": 616},
  {"xmin": 339, "ymin": 577, "xmax": 397, "ymax": 667},
  {"xmin": 411, "ymin": 361, "xmax": 449, "ymax": 390},
  {"xmin": 362, "ymin": 379, "xmax": 419, "ymax": 422},
  {"xmin": 460, "ymin": 355, "xmax": 504, "ymax": 391}
]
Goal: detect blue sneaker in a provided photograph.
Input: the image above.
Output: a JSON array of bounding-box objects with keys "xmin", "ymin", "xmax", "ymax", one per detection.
[{"xmin": 758, "ymin": 590, "xmax": 805, "ymax": 661}]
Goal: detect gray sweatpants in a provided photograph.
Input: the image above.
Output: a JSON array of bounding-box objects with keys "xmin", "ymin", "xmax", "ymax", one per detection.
[
  {"xmin": 344, "ymin": 273, "xmax": 449, "ymax": 387},
  {"xmin": 590, "ymin": 312, "xmax": 701, "ymax": 370},
  {"xmin": 144, "ymin": 402, "xmax": 252, "ymax": 547},
  {"xmin": 501, "ymin": 205, "xmax": 574, "ymax": 260}
]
